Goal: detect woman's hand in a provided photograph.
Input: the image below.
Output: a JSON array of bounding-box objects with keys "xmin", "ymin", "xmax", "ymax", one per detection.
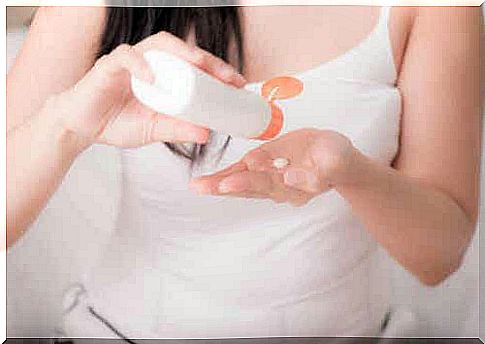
[
  {"xmin": 47, "ymin": 31, "xmax": 246, "ymax": 151},
  {"xmin": 6, "ymin": 26, "xmax": 246, "ymax": 248},
  {"xmin": 189, "ymin": 128, "xmax": 357, "ymax": 206}
]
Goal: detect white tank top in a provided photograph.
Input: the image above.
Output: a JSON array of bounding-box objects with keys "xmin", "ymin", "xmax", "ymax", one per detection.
[{"xmin": 65, "ymin": 6, "xmax": 402, "ymax": 339}]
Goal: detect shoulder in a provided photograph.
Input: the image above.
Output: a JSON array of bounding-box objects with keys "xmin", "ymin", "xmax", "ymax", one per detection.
[
  {"xmin": 395, "ymin": 6, "xmax": 481, "ymax": 79},
  {"xmin": 414, "ymin": 5, "xmax": 482, "ymax": 22},
  {"xmin": 34, "ymin": 6, "xmax": 107, "ymax": 24},
  {"xmin": 7, "ymin": 6, "xmax": 109, "ymax": 130},
  {"xmin": 20, "ymin": 6, "xmax": 109, "ymax": 67},
  {"xmin": 408, "ymin": 6, "xmax": 482, "ymax": 41},
  {"xmin": 30, "ymin": 6, "xmax": 108, "ymax": 55}
]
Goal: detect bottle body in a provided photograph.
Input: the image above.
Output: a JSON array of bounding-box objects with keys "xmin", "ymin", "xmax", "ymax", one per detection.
[{"xmin": 131, "ymin": 50, "xmax": 274, "ymax": 139}]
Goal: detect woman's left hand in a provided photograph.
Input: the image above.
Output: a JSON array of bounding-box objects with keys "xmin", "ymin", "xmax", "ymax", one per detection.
[{"xmin": 189, "ymin": 128, "xmax": 357, "ymax": 207}]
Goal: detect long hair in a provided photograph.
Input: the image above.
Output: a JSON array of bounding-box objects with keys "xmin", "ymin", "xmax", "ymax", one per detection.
[{"xmin": 97, "ymin": 5, "xmax": 244, "ymax": 163}]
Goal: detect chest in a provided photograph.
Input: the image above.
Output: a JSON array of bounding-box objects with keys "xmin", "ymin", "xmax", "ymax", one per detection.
[{"xmin": 236, "ymin": 6, "xmax": 413, "ymax": 83}]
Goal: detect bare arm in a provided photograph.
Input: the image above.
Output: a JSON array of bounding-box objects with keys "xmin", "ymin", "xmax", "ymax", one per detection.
[
  {"xmin": 6, "ymin": 7, "xmax": 245, "ymax": 249},
  {"xmin": 7, "ymin": 96, "xmax": 86, "ymax": 247},
  {"xmin": 7, "ymin": 7, "xmax": 105, "ymax": 132},
  {"xmin": 190, "ymin": 6, "xmax": 482, "ymax": 286},
  {"xmin": 334, "ymin": 6, "xmax": 482, "ymax": 285},
  {"xmin": 6, "ymin": 7, "xmax": 106, "ymax": 248}
]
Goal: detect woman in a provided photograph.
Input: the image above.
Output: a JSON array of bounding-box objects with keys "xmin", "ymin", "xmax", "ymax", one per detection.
[{"xmin": 6, "ymin": 3, "xmax": 482, "ymax": 340}]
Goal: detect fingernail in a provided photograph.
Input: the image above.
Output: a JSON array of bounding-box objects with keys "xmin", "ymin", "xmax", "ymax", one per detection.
[
  {"xmin": 233, "ymin": 73, "xmax": 247, "ymax": 87},
  {"xmin": 221, "ymin": 66, "xmax": 245, "ymax": 86},
  {"xmin": 200, "ymin": 132, "xmax": 210, "ymax": 143},
  {"xmin": 220, "ymin": 64, "xmax": 236, "ymax": 77},
  {"xmin": 190, "ymin": 129, "xmax": 209, "ymax": 143}
]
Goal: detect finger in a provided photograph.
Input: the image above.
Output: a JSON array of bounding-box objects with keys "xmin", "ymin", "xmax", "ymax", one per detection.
[
  {"xmin": 282, "ymin": 167, "xmax": 323, "ymax": 194},
  {"xmin": 136, "ymin": 31, "xmax": 246, "ymax": 88},
  {"xmin": 188, "ymin": 47, "xmax": 247, "ymax": 88},
  {"xmin": 191, "ymin": 167, "xmax": 314, "ymax": 207},
  {"xmin": 189, "ymin": 161, "xmax": 248, "ymax": 194},
  {"xmin": 192, "ymin": 170, "xmax": 272, "ymax": 196},
  {"xmin": 93, "ymin": 44, "xmax": 154, "ymax": 86},
  {"xmin": 285, "ymin": 191, "xmax": 314, "ymax": 207},
  {"xmin": 217, "ymin": 171, "xmax": 282, "ymax": 198},
  {"xmin": 150, "ymin": 113, "xmax": 210, "ymax": 144},
  {"xmin": 243, "ymin": 147, "xmax": 275, "ymax": 172},
  {"xmin": 218, "ymin": 170, "xmax": 311, "ymax": 205}
]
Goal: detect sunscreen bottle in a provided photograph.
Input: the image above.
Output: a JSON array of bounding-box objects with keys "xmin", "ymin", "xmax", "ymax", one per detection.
[{"xmin": 130, "ymin": 50, "xmax": 285, "ymax": 140}]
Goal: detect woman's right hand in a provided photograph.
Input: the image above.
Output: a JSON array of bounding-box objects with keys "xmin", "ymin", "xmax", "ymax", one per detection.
[{"xmin": 46, "ymin": 31, "xmax": 246, "ymax": 151}]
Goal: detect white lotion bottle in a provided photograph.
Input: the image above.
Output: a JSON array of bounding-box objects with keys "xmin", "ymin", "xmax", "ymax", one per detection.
[{"xmin": 130, "ymin": 50, "xmax": 281, "ymax": 140}]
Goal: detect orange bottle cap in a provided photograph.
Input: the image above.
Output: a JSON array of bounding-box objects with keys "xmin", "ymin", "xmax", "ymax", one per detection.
[
  {"xmin": 252, "ymin": 76, "xmax": 303, "ymax": 140},
  {"xmin": 261, "ymin": 76, "xmax": 304, "ymax": 100},
  {"xmin": 253, "ymin": 102, "xmax": 283, "ymax": 140}
]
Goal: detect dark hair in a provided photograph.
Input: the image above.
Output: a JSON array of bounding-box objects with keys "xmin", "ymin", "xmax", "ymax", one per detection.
[{"xmin": 97, "ymin": 6, "xmax": 244, "ymax": 163}]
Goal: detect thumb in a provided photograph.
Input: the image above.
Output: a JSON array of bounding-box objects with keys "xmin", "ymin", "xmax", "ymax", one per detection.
[{"xmin": 282, "ymin": 167, "xmax": 322, "ymax": 194}]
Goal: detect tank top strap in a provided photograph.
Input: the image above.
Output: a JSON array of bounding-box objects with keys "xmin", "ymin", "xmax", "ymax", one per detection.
[
  {"xmin": 377, "ymin": 6, "xmax": 392, "ymax": 32},
  {"xmin": 374, "ymin": 5, "xmax": 398, "ymax": 82}
]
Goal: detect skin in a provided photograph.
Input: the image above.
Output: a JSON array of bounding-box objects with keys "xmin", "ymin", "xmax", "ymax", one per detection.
[
  {"xmin": 6, "ymin": 6, "xmax": 483, "ymax": 288},
  {"xmin": 7, "ymin": 7, "xmax": 245, "ymax": 247}
]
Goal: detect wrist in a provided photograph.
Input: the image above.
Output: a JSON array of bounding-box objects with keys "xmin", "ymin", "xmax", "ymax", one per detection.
[
  {"xmin": 332, "ymin": 147, "xmax": 373, "ymax": 190},
  {"xmin": 40, "ymin": 95, "xmax": 92, "ymax": 158},
  {"xmin": 310, "ymin": 131, "xmax": 363, "ymax": 188}
]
